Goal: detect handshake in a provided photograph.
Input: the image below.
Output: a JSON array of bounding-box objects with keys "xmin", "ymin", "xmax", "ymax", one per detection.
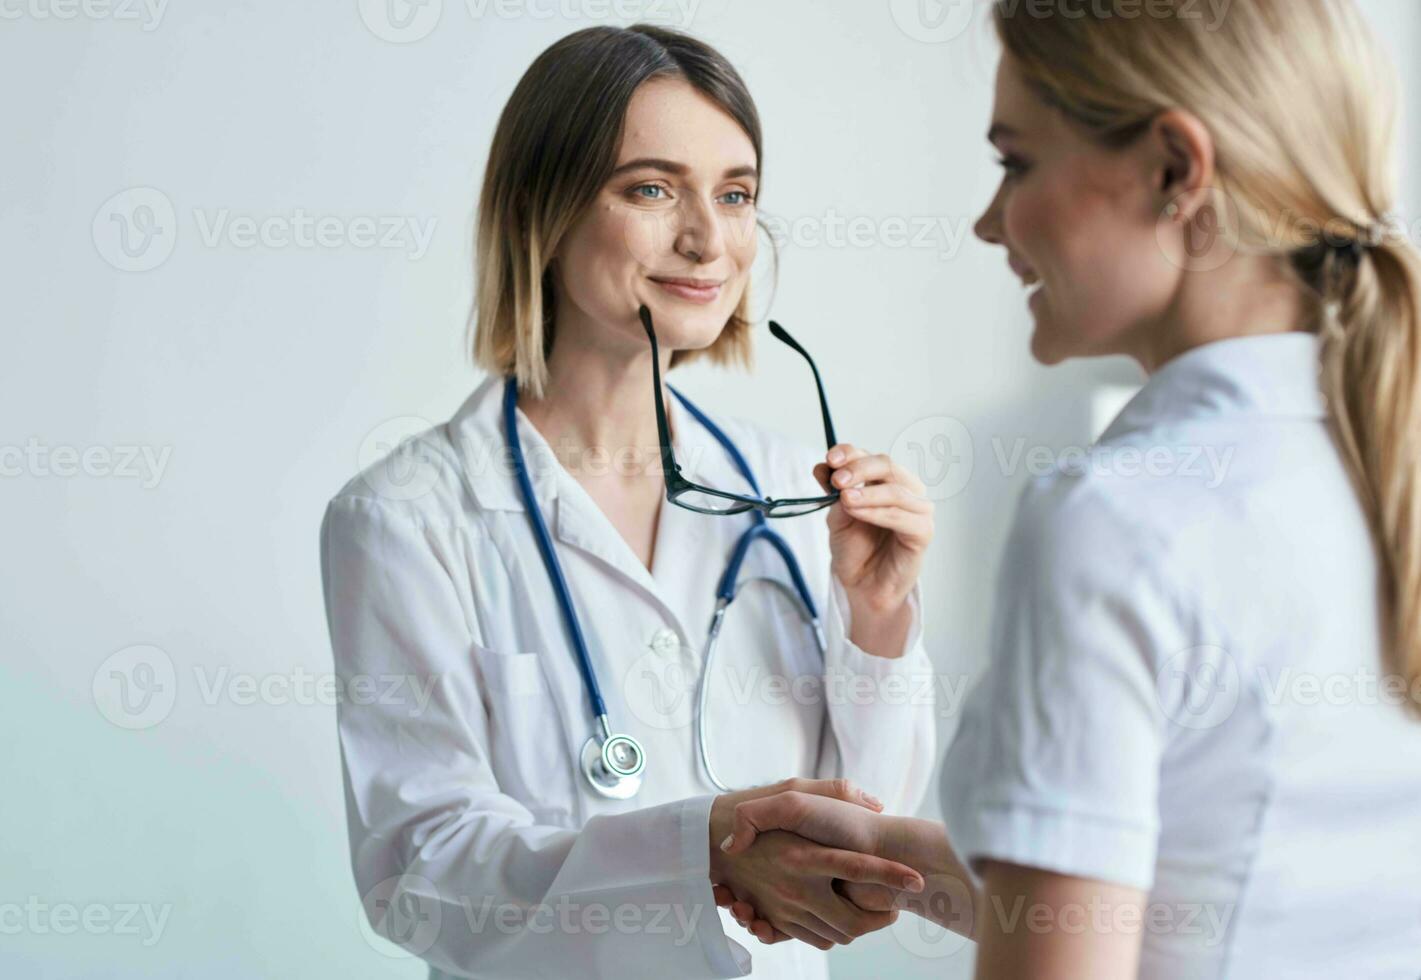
[{"xmin": 706, "ymin": 778, "xmax": 977, "ymax": 950}]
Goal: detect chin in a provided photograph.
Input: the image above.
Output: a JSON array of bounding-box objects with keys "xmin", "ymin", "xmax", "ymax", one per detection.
[
  {"xmin": 643, "ymin": 301, "xmax": 735, "ymax": 350},
  {"xmin": 1028, "ymin": 319, "xmax": 1071, "ymax": 366}
]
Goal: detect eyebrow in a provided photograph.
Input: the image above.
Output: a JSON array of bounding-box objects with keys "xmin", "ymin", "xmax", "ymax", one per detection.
[{"xmin": 609, "ymin": 157, "xmax": 759, "ymax": 181}]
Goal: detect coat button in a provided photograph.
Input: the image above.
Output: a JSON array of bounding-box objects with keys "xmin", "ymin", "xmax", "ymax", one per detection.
[{"xmin": 650, "ymin": 628, "xmax": 681, "ymax": 657}]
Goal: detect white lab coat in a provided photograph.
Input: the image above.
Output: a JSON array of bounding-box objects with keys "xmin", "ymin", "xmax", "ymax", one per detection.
[{"xmin": 319, "ymin": 375, "xmax": 937, "ymax": 980}]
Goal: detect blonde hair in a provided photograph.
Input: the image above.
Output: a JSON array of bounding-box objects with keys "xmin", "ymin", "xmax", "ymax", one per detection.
[
  {"xmin": 471, "ymin": 24, "xmax": 759, "ymax": 398},
  {"xmin": 994, "ymin": 0, "xmax": 1421, "ymax": 715}
]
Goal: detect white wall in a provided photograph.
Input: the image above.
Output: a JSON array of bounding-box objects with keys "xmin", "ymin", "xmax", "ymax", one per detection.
[{"xmin": 2, "ymin": 1, "xmax": 1416, "ymax": 977}]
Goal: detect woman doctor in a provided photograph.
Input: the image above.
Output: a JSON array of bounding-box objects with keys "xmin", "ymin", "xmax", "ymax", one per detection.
[{"xmin": 319, "ymin": 23, "xmax": 937, "ymax": 980}]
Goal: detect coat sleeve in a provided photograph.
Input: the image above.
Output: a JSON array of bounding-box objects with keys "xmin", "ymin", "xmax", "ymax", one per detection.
[
  {"xmin": 817, "ymin": 574, "xmax": 938, "ymax": 818},
  {"xmin": 320, "ymin": 495, "xmax": 749, "ymax": 980}
]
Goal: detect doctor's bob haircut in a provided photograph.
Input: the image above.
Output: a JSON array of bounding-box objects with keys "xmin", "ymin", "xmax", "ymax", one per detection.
[
  {"xmin": 471, "ymin": 24, "xmax": 762, "ymax": 398},
  {"xmin": 993, "ymin": 0, "xmax": 1421, "ymax": 716}
]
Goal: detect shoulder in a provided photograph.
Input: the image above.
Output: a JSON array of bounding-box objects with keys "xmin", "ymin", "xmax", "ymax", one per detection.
[
  {"xmin": 322, "ymin": 416, "xmax": 486, "ymax": 543},
  {"xmin": 1007, "ymin": 418, "xmax": 1238, "ymax": 581},
  {"xmin": 1000, "ymin": 430, "xmax": 1216, "ymax": 640},
  {"xmin": 323, "ymin": 376, "xmax": 516, "ymax": 533}
]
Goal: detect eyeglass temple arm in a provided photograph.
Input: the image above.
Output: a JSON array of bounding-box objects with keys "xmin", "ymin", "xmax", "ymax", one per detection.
[
  {"xmin": 639, "ymin": 305, "xmax": 680, "ymax": 478},
  {"xmin": 768, "ymin": 320, "xmax": 838, "ymax": 449}
]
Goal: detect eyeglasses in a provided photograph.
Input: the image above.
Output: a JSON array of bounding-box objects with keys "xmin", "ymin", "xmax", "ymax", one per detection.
[{"xmin": 639, "ymin": 304, "xmax": 840, "ymax": 518}]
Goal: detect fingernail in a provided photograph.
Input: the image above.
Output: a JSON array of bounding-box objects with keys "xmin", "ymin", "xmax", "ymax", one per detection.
[
  {"xmin": 828, "ymin": 450, "xmax": 844, "ymax": 465},
  {"xmin": 845, "ymin": 488, "xmax": 860, "ymax": 500},
  {"xmin": 904, "ymin": 875, "xmax": 925, "ymax": 893},
  {"xmin": 861, "ymin": 790, "xmax": 882, "ymax": 807},
  {"xmin": 720, "ymin": 834, "xmax": 734, "ymax": 852}
]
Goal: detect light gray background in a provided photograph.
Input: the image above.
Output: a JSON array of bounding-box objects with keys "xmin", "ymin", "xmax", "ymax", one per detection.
[{"xmin": 3, "ymin": 1, "xmax": 1418, "ymax": 977}]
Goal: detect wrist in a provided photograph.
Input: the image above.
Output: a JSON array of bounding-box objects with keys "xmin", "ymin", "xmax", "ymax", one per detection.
[
  {"xmin": 847, "ymin": 592, "xmax": 914, "ymax": 659},
  {"xmin": 708, "ymin": 794, "xmax": 734, "ymax": 882},
  {"xmin": 847, "ymin": 585, "xmax": 911, "ymax": 621},
  {"xmin": 880, "ymin": 816, "xmax": 954, "ymax": 878}
]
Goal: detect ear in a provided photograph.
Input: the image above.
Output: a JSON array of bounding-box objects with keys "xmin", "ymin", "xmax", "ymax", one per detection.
[{"xmin": 1148, "ymin": 108, "xmax": 1216, "ymax": 224}]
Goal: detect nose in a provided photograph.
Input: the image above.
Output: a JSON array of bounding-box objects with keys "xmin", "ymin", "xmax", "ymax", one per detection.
[
  {"xmin": 674, "ymin": 194, "xmax": 726, "ymax": 265},
  {"xmin": 974, "ymin": 184, "xmax": 1006, "ymax": 246}
]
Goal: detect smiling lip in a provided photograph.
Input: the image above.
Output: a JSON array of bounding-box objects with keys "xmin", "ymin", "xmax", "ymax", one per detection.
[
  {"xmin": 650, "ymin": 276, "xmax": 723, "ymax": 303},
  {"xmin": 1008, "ymin": 255, "xmax": 1039, "ymax": 285}
]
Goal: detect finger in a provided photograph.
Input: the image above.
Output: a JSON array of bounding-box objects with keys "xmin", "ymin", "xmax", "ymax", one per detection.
[
  {"xmin": 724, "ymin": 794, "xmax": 804, "ymax": 855},
  {"xmin": 825, "ymin": 444, "xmax": 870, "ymax": 470},
  {"xmin": 761, "ymin": 921, "xmax": 793, "ymax": 943},
  {"xmin": 725, "ymin": 780, "xmax": 883, "ymax": 855},
  {"xmin": 778, "ymin": 920, "xmax": 835, "ymax": 951},
  {"xmin": 747, "ymin": 918, "xmax": 790, "ymax": 944},
  {"xmin": 840, "ymin": 881, "xmax": 900, "ymax": 913},
  {"xmin": 798, "ymin": 845, "xmax": 926, "ymax": 892},
  {"xmin": 780, "ymin": 777, "xmax": 884, "ymax": 810},
  {"xmin": 839, "ymin": 482, "xmax": 931, "ymax": 513},
  {"xmin": 712, "ymin": 884, "xmax": 735, "ymax": 908},
  {"xmin": 815, "ymin": 892, "xmax": 896, "ymax": 940},
  {"xmin": 830, "ymin": 452, "xmax": 925, "ymax": 496},
  {"xmin": 730, "ymin": 901, "xmax": 756, "ymax": 924},
  {"xmin": 790, "ymin": 910, "xmax": 852, "ymax": 946},
  {"xmin": 835, "ymin": 504, "xmax": 933, "ymax": 539}
]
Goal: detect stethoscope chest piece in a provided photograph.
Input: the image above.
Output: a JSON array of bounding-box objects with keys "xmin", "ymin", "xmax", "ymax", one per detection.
[{"xmin": 580, "ymin": 731, "xmax": 646, "ymax": 800}]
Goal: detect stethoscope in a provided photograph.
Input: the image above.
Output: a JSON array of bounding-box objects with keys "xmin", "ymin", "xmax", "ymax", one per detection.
[{"xmin": 502, "ymin": 376, "xmax": 827, "ymax": 798}]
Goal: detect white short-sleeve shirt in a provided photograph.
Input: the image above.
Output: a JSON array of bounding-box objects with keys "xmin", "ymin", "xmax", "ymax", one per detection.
[{"xmin": 939, "ymin": 332, "xmax": 1421, "ymax": 978}]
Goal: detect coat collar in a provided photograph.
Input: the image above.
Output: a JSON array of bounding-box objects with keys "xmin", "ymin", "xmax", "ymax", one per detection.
[
  {"xmin": 447, "ymin": 375, "xmax": 759, "ymax": 516},
  {"xmin": 1100, "ymin": 331, "xmax": 1327, "ymax": 443}
]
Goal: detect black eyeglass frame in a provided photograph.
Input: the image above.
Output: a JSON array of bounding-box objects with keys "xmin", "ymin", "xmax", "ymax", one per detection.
[{"xmin": 639, "ymin": 304, "xmax": 841, "ymax": 518}]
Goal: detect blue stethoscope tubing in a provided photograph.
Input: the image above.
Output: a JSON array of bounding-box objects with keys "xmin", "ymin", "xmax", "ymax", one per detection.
[{"xmin": 502, "ymin": 376, "xmax": 827, "ymax": 797}]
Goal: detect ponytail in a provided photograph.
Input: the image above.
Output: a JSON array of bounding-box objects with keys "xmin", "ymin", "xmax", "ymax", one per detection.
[{"xmin": 1321, "ymin": 228, "xmax": 1421, "ymax": 716}]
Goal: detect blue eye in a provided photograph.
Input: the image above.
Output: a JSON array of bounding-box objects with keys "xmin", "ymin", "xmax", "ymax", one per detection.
[
  {"xmin": 632, "ymin": 184, "xmax": 666, "ymax": 200},
  {"xmin": 720, "ymin": 190, "xmax": 752, "ymax": 206}
]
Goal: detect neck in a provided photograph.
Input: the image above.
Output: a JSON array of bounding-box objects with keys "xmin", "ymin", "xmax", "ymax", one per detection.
[
  {"xmin": 1132, "ymin": 253, "xmax": 1307, "ymax": 374},
  {"xmin": 519, "ymin": 315, "xmax": 676, "ymax": 478}
]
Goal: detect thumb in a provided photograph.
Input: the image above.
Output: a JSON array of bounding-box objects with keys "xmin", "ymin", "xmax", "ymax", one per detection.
[
  {"xmin": 722, "ymin": 792, "xmax": 807, "ymax": 855},
  {"xmin": 826, "ymin": 497, "xmax": 855, "ymax": 534}
]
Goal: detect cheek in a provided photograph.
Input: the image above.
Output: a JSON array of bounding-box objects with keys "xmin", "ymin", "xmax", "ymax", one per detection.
[
  {"xmin": 557, "ymin": 206, "xmax": 646, "ymax": 303},
  {"xmin": 584, "ymin": 204, "xmax": 652, "ymax": 273},
  {"xmin": 1009, "ymin": 171, "xmax": 1175, "ymax": 347},
  {"xmin": 730, "ymin": 212, "xmax": 758, "ymax": 267},
  {"xmin": 615, "ymin": 205, "xmax": 678, "ymax": 271}
]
